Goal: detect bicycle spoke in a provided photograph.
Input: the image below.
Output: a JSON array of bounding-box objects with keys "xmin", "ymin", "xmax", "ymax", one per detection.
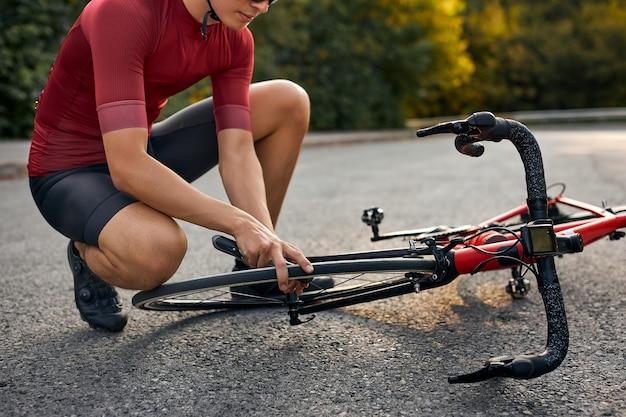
[
  {"xmin": 166, "ymin": 286, "xmax": 284, "ymax": 305},
  {"xmin": 302, "ymin": 272, "xmax": 376, "ymax": 293},
  {"xmin": 226, "ymin": 291, "xmax": 284, "ymax": 304},
  {"xmin": 312, "ymin": 272, "xmax": 406, "ymax": 299},
  {"xmin": 321, "ymin": 272, "xmax": 366, "ymax": 294}
]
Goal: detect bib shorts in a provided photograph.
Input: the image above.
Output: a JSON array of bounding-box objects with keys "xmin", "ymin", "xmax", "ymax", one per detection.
[{"xmin": 29, "ymin": 98, "xmax": 220, "ymax": 247}]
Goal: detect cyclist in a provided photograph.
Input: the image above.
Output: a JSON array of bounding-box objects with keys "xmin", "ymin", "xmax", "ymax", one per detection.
[{"xmin": 28, "ymin": 0, "xmax": 328, "ymax": 332}]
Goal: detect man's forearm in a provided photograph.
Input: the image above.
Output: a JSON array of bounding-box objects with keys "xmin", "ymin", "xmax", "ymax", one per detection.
[
  {"xmin": 116, "ymin": 153, "xmax": 251, "ymax": 235},
  {"xmin": 219, "ymin": 149, "xmax": 274, "ymax": 231},
  {"xmin": 217, "ymin": 128, "xmax": 275, "ymax": 231}
]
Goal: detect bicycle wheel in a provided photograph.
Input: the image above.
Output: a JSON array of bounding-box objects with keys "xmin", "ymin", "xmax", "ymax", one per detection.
[{"xmin": 132, "ymin": 258, "xmax": 436, "ymax": 312}]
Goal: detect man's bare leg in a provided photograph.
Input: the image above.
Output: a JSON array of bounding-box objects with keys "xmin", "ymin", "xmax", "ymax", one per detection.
[
  {"xmin": 74, "ymin": 80, "xmax": 309, "ymax": 290},
  {"xmin": 74, "ymin": 202, "xmax": 187, "ymax": 290},
  {"xmin": 249, "ymin": 80, "xmax": 310, "ymax": 227}
]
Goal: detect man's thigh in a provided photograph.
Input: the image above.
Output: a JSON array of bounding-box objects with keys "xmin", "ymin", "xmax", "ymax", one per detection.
[
  {"xmin": 148, "ymin": 80, "xmax": 308, "ymax": 182},
  {"xmin": 30, "ymin": 165, "xmax": 136, "ymax": 246},
  {"xmin": 30, "ymin": 165, "xmax": 182, "ymax": 257},
  {"xmin": 149, "ymin": 98, "xmax": 219, "ymax": 183}
]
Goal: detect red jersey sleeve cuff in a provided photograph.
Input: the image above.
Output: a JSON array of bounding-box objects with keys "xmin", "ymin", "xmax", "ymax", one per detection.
[
  {"xmin": 214, "ymin": 104, "xmax": 252, "ymax": 132},
  {"xmin": 97, "ymin": 100, "xmax": 148, "ymax": 134}
]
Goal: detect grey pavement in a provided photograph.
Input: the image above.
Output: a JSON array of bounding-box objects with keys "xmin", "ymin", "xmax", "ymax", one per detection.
[{"xmin": 1, "ymin": 125, "xmax": 625, "ymax": 416}]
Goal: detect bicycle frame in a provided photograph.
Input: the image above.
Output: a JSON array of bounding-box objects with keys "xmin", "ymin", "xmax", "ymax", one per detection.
[{"xmin": 437, "ymin": 197, "xmax": 626, "ymax": 275}]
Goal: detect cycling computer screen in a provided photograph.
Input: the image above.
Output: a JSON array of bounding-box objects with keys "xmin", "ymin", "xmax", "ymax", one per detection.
[{"xmin": 521, "ymin": 222, "xmax": 557, "ymax": 256}]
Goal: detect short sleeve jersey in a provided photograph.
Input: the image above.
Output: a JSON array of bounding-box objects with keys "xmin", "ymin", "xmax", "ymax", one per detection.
[{"xmin": 28, "ymin": 0, "xmax": 254, "ymax": 176}]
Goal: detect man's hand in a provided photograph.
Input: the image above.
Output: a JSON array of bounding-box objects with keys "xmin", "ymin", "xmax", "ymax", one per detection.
[{"xmin": 232, "ymin": 217, "xmax": 314, "ymax": 294}]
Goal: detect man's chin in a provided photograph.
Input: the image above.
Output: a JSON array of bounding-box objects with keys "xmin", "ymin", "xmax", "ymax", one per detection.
[{"xmin": 222, "ymin": 18, "xmax": 250, "ymax": 31}]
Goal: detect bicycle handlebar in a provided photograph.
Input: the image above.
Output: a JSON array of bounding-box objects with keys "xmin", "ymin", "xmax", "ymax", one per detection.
[
  {"xmin": 418, "ymin": 112, "xmax": 548, "ymax": 218},
  {"xmin": 449, "ymin": 265, "xmax": 568, "ymax": 383},
  {"xmin": 417, "ymin": 112, "xmax": 569, "ymax": 383},
  {"xmin": 416, "ymin": 111, "xmax": 510, "ymax": 138}
]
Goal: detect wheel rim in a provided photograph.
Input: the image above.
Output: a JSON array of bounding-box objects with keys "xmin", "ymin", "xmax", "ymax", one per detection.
[{"xmin": 135, "ymin": 270, "xmax": 422, "ymax": 311}]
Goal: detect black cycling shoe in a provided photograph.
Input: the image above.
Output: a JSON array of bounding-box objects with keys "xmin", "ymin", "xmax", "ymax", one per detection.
[
  {"xmin": 67, "ymin": 241, "xmax": 128, "ymax": 332},
  {"xmin": 230, "ymin": 260, "xmax": 334, "ymax": 298}
]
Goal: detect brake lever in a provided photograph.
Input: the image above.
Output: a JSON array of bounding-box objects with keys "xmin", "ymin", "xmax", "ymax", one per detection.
[
  {"xmin": 416, "ymin": 112, "xmax": 509, "ymax": 142},
  {"xmin": 449, "ymin": 352, "xmax": 553, "ymax": 384},
  {"xmin": 455, "ymin": 134, "xmax": 485, "ymax": 157},
  {"xmin": 448, "ymin": 356, "xmax": 513, "ymax": 383},
  {"xmin": 416, "ymin": 120, "xmax": 470, "ymax": 137}
]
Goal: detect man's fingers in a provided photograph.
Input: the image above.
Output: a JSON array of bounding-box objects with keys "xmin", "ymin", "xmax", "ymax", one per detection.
[
  {"xmin": 284, "ymin": 245, "xmax": 314, "ymax": 274},
  {"xmin": 243, "ymin": 239, "xmax": 312, "ymax": 294},
  {"xmin": 271, "ymin": 245, "xmax": 290, "ymax": 293},
  {"xmin": 243, "ymin": 252, "xmax": 259, "ymax": 269},
  {"xmin": 256, "ymin": 252, "xmax": 271, "ymax": 269}
]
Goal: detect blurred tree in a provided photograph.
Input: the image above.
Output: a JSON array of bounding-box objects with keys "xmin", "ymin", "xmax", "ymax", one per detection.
[
  {"xmin": 391, "ymin": 0, "xmax": 474, "ymax": 118},
  {"xmin": 250, "ymin": 0, "xmax": 472, "ymax": 129},
  {"xmin": 459, "ymin": 0, "xmax": 626, "ymax": 112},
  {"xmin": 0, "ymin": 0, "xmax": 87, "ymax": 138},
  {"xmin": 4, "ymin": 0, "xmax": 626, "ymax": 137}
]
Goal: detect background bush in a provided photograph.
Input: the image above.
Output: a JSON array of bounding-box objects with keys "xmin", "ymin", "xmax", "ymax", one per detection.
[
  {"xmin": 1, "ymin": 0, "xmax": 625, "ymax": 138},
  {"xmin": 459, "ymin": 0, "xmax": 626, "ymax": 112},
  {"xmin": 0, "ymin": 0, "xmax": 86, "ymax": 138}
]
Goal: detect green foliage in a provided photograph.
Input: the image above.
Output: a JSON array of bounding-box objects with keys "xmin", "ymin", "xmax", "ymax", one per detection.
[
  {"xmin": 0, "ymin": 0, "xmax": 86, "ymax": 138},
  {"xmin": 251, "ymin": 0, "xmax": 470, "ymax": 129},
  {"xmin": 459, "ymin": 0, "xmax": 626, "ymax": 112},
  {"xmin": 2, "ymin": 0, "xmax": 626, "ymax": 137}
]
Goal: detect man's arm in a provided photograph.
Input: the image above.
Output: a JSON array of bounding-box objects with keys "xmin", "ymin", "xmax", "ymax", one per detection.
[
  {"xmin": 103, "ymin": 127, "xmax": 313, "ymax": 292},
  {"xmin": 216, "ymin": 127, "xmax": 313, "ymax": 288},
  {"xmin": 103, "ymin": 128, "xmax": 253, "ymax": 235},
  {"xmin": 217, "ymin": 128, "xmax": 273, "ymax": 230}
]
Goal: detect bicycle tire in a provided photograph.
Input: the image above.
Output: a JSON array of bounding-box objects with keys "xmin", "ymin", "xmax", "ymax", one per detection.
[{"xmin": 132, "ymin": 258, "xmax": 436, "ymax": 312}]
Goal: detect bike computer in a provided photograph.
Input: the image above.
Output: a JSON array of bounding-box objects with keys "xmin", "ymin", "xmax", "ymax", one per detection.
[{"xmin": 521, "ymin": 220, "xmax": 557, "ymax": 256}]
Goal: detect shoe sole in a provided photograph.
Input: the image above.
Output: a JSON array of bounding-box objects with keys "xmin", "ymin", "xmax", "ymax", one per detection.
[{"xmin": 81, "ymin": 315, "xmax": 127, "ymax": 332}]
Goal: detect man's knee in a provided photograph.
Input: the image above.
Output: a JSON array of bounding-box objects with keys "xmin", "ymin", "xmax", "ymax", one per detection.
[
  {"xmin": 271, "ymin": 79, "xmax": 310, "ymax": 121},
  {"xmin": 114, "ymin": 222, "xmax": 187, "ymax": 290},
  {"xmin": 137, "ymin": 226, "xmax": 187, "ymax": 289},
  {"xmin": 95, "ymin": 202, "xmax": 187, "ymax": 290}
]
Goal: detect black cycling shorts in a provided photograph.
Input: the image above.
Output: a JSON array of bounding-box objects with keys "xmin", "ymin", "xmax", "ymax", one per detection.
[{"xmin": 29, "ymin": 97, "xmax": 220, "ymax": 246}]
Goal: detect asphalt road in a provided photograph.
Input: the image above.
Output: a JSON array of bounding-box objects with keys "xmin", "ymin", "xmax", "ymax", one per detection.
[{"xmin": 1, "ymin": 124, "xmax": 625, "ymax": 416}]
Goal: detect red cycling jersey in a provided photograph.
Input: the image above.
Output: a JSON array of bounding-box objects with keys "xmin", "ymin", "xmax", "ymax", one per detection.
[{"xmin": 28, "ymin": 0, "xmax": 254, "ymax": 176}]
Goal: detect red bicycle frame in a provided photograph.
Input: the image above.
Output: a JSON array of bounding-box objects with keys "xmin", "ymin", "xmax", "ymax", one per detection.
[{"xmin": 455, "ymin": 196, "xmax": 626, "ymax": 274}]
